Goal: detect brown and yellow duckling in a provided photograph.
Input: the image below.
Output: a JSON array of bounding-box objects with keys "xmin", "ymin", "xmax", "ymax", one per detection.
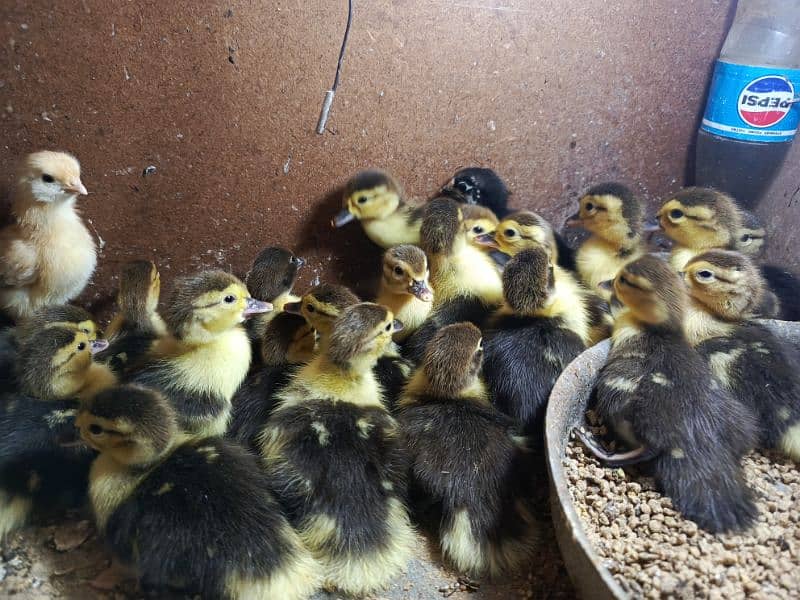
[
  {"xmin": 78, "ymin": 385, "xmax": 321, "ymax": 599},
  {"xmin": 482, "ymin": 248, "xmax": 587, "ymax": 438},
  {"xmin": 126, "ymin": 270, "xmax": 271, "ymax": 438},
  {"xmin": 332, "ymin": 169, "xmax": 423, "ymax": 248},
  {"xmin": 259, "ymin": 303, "xmax": 414, "ymax": 596},
  {"xmin": 584, "ymin": 256, "xmax": 757, "ymax": 532},
  {"xmin": 683, "ymin": 250, "xmax": 800, "ymax": 462},
  {"xmin": 375, "ymin": 244, "xmax": 434, "ymax": 341},
  {"xmin": 566, "ymin": 182, "xmax": 644, "ymax": 294},
  {"xmin": 398, "ymin": 322, "xmax": 538, "ymax": 577},
  {"xmin": 1, "ymin": 325, "xmax": 115, "ymax": 537},
  {"xmin": 735, "ymin": 210, "xmax": 767, "ymax": 259}
]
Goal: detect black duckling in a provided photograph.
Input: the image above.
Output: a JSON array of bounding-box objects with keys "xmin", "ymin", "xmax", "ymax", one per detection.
[
  {"xmin": 684, "ymin": 250, "xmax": 800, "ymax": 462},
  {"xmin": 77, "ymin": 384, "xmax": 321, "ymax": 599},
  {"xmin": 587, "ymin": 255, "xmax": 758, "ymax": 533},
  {"xmin": 332, "ymin": 169, "xmax": 423, "ymax": 248},
  {"xmin": 565, "ymin": 182, "xmax": 644, "ymax": 294},
  {"xmin": 126, "ymin": 270, "xmax": 271, "ymax": 438},
  {"xmin": 440, "ymin": 166, "xmax": 511, "ymax": 218},
  {"xmin": 398, "ymin": 322, "xmax": 538, "ymax": 577},
  {"xmin": 403, "ymin": 197, "xmax": 503, "ymax": 364},
  {"xmin": 483, "ymin": 248, "xmax": 586, "ymax": 438},
  {"xmin": 374, "ymin": 244, "xmax": 434, "ymax": 341},
  {"xmin": 1, "ymin": 325, "xmax": 115, "ymax": 537},
  {"xmin": 259, "ymin": 303, "xmax": 414, "ymax": 596}
]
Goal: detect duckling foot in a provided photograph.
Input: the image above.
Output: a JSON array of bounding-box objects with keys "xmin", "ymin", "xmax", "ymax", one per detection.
[
  {"xmin": 573, "ymin": 427, "xmax": 657, "ymax": 467},
  {"xmin": 439, "ymin": 576, "xmax": 481, "ymax": 596}
]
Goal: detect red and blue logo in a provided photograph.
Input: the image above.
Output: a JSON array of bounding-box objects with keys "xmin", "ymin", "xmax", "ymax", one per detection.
[{"xmin": 738, "ymin": 76, "xmax": 795, "ymax": 128}]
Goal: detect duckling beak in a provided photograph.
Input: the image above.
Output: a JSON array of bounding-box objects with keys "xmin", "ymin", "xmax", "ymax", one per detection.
[
  {"xmin": 474, "ymin": 232, "xmax": 499, "ymax": 248},
  {"xmin": 598, "ymin": 279, "xmax": 614, "ymax": 293},
  {"xmin": 90, "ymin": 339, "xmax": 109, "ymax": 354},
  {"xmin": 64, "ymin": 179, "xmax": 89, "ymax": 196},
  {"xmin": 642, "ymin": 217, "xmax": 662, "ymax": 232},
  {"xmin": 564, "ymin": 212, "xmax": 581, "ymax": 228},
  {"xmin": 243, "ymin": 297, "xmax": 273, "ymax": 317},
  {"xmin": 489, "ymin": 250, "xmax": 511, "ymax": 269},
  {"xmin": 409, "ymin": 280, "xmax": 434, "ymax": 302},
  {"xmin": 291, "ymin": 256, "xmax": 306, "ymax": 267},
  {"xmin": 392, "ymin": 319, "xmax": 404, "ymax": 332},
  {"xmin": 283, "ymin": 301, "xmax": 302, "ymax": 315},
  {"xmin": 332, "ymin": 209, "xmax": 356, "ymax": 228}
]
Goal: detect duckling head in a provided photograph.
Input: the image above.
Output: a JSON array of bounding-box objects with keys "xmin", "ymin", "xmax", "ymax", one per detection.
[
  {"xmin": 284, "ymin": 283, "xmax": 359, "ymax": 336},
  {"xmin": 16, "ymin": 150, "xmax": 88, "ymax": 207},
  {"xmin": 420, "ymin": 197, "xmax": 463, "ymax": 255},
  {"xmin": 501, "ymin": 247, "xmax": 555, "ymax": 315},
  {"xmin": 76, "ymin": 385, "xmax": 178, "ymax": 468},
  {"xmin": 164, "ymin": 270, "xmax": 271, "ymax": 344},
  {"xmin": 261, "ymin": 312, "xmax": 316, "ymax": 366},
  {"xmin": 461, "ymin": 204, "xmax": 499, "ymax": 249},
  {"xmin": 734, "ymin": 210, "xmax": 767, "ymax": 259},
  {"xmin": 656, "ymin": 187, "xmax": 742, "ymax": 251},
  {"xmin": 245, "ymin": 246, "xmax": 305, "ymax": 302},
  {"xmin": 326, "ymin": 302, "xmax": 402, "ymax": 370},
  {"xmin": 333, "ymin": 169, "xmax": 403, "ymax": 227},
  {"xmin": 440, "ymin": 167, "xmax": 510, "ymax": 217},
  {"xmin": 422, "ymin": 322, "xmax": 483, "ymax": 398},
  {"xmin": 117, "ymin": 260, "xmax": 161, "ymax": 323},
  {"xmin": 15, "ymin": 325, "xmax": 109, "ymax": 400},
  {"xmin": 14, "ymin": 304, "xmax": 98, "ymax": 346},
  {"xmin": 480, "ymin": 211, "xmax": 558, "ymax": 259},
  {"xmin": 683, "ymin": 250, "xmax": 765, "ymax": 321},
  {"xmin": 611, "ymin": 255, "xmax": 686, "ymax": 330},
  {"xmin": 567, "ymin": 182, "xmax": 641, "ymax": 248},
  {"xmin": 382, "ymin": 245, "xmax": 434, "ymax": 302}
]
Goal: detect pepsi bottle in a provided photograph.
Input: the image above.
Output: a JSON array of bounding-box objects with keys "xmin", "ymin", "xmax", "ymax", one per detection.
[{"xmin": 695, "ymin": 0, "xmax": 800, "ymax": 209}]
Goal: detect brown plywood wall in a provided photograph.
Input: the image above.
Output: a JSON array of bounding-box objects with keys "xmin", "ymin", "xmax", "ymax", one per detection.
[{"xmin": 1, "ymin": 0, "xmax": 797, "ymax": 315}]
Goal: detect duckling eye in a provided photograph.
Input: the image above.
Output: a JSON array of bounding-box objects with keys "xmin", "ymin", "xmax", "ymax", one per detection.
[
  {"xmin": 42, "ymin": 174, "xmax": 54, "ymax": 183},
  {"xmin": 89, "ymin": 424, "xmax": 103, "ymax": 435},
  {"xmin": 619, "ymin": 275, "xmax": 630, "ymax": 286},
  {"xmin": 504, "ymin": 229, "xmax": 516, "ymax": 238},
  {"xmin": 385, "ymin": 323, "xmax": 392, "ymax": 332},
  {"xmin": 393, "ymin": 266, "xmax": 404, "ymax": 276},
  {"xmin": 357, "ymin": 195, "xmax": 368, "ymax": 204},
  {"xmin": 224, "ymin": 295, "xmax": 236, "ymax": 303},
  {"xmin": 306, "ymin": 304, "xmax": 315, "ymax": 313},
  {"xmin": 740, "ymin": 234, "xmax": 752, "ymax": 245},
  {"xmin": 471, "ymin": 225, "xmax": 484, "ymax": 234},
  {"xmin": 669, "ymin": 209, "xmax": 685, "ymax": 220},
  {"xmin": 696, "ymin": 270, "xmax": 714, "ymax": 281},
  {"xmin": 82, "ymin": 328, "xmax": 90, "ymax": 334},
  {"xmin": 584, "ymin": 202, "xmax": 595, "ymax": 212},
  {"xmin": 77, "ymin": 342, "xmax": 86, "ymax": 351},
  {"xmin": 455, "ymin": 180, "xmax": 472, "ymax": 193}
]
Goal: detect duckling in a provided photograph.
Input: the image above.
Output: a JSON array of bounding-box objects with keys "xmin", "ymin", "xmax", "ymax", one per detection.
[
  {"xmin": 684, "ymin": 250, "xmax": 800, "ymax": 461},
  {"xmin": 398, "ymin": 322, "xmax": 538, "ymax": 576},
  {"xmin": 332, "ymin": 169, "xmax": 423, "ymax": 248},
  {"xmin": 127, "ymin": 270, "xmax": 271, "ymax": 438},
  {"xmin": 98, "ymin": 260, "xmax": 166, "ymax": 374},
  {"xmin": 244, "ymin": 246, "xmax": 305, "ymax": 364},
  {"xmin": 375, "ymin": 244, "xmax": 434, "ymax": 341},
  {"xmin": 286, "ymin": 283, "xmax": 413, "ymax": 412},
  {"xmin": 483, "ymin": 248, "xmax": 587, "ymax": 438},
  {"xmin": 735, "ymin": 210, "xmax": 767, "ymax": 259},
  {"xmin": 479, "ymin": 211, "xmax": 609, "ymax": 345},
  {"xmin": 259, "ymin": 303, "xmax": 414, "ymax": 596},
  {"xmin": 654, "ymin": 187, "xmax": 743, "ymax": 271},
  {"xmin": 0, "ymin": 151, "xmax": 95, "ymax": 321},
  {"xmin": 77, "ymin": 385, "xmax": 321, "ymax": 599},
  {"xmin": 403, "ymin": 197, "xmax": 503, "ymax": 364},
  {"xmin": 566, "ymin": 182, "xmax": 644, "ymax": 294},
  {"xmin": 462, "ymin": 204, "xmax": 499, "ymax": 250},
  {"xmin": 587, "ymin": 255, "xmax": 757, "ymax": 532},
  {"xmin": 1, "ymin": 325, "xmax": 115, "ymax": 537},
  {"xmin": 228, "ymin": 312, "xmax": 315, "ymax": 452},
  {"xmin": 440, "ymin": 166, "xmax": 511, "ymax": 218}
]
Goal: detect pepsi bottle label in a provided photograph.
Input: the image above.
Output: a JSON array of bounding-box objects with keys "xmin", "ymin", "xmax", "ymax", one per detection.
[{"xmin": 701, "ymin": 61, "xmax": 800, "ymax": 143}]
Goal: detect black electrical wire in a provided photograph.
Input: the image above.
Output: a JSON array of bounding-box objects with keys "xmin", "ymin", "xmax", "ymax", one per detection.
[{"xmin": 316, "ymin": 0, "xmax": 353, "ymax": 133}]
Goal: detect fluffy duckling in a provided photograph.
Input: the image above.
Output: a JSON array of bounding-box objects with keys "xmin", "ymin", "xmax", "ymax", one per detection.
[
  {"xmin": 244, "ymin": 246, "xmax": 305, "ymax": 364},
  {"xmin": 260, "ymin": 303, "xmax": 414, "ymax": 596},
  {"xmin": 403, "ymin": 198, "xmax": 503, "ymax": 364},
  {"xmin": 1, "ymin": 325, "xmax": 114, "ymax": 537},
  {"xmin": 480, "ymin": 211, "xmax": 609, "ymax": 345},
  {"xmin": 332, "ymin": 169, "xmax": 423, "ymax": 248},
  {"xmin": 440, "ymin": 166, "xmax": 511, "ymax": 218},
  {"xmin": 398, "ymin": 322, "xmax": 538, "ymax": 576},
  {"xmin": 98, "ymin": 260, "xmax": 166, "ymax": 374},
  {"xmin": 462, "ymin": 204, "xmax": 498, "ymax": 249},
  {"xmin": 588, "ymin": 255, "xmax": 757, "ymax": 532},
  {"xmin": 375, "ymin": 245, "xmax": 434, "ymax": 341},
  {"xmin": 78, "ymin": 385, "xmax": 321, "ymax": 599},
  {"xmin": 684, "ymin": 251, "xmax": 800, "ymax": 461},
  {"xmin": 483, "ymin": 249, "xmax": 587, "ymax": 437},
  {"xmin": 228, "ymin": 312, "xmax": 315, "ymax": 452},
  {"xmin": 566, "ymin": 182, "xmax": 644, "ymax": 294},
  {"xmin": 0, "ymin": 151, "xmax": 95, "ymax": 321},
  {"xmin": 654, "ymin": 187, "xmax": 742, "ymax": 271},
  {"xmin": 735, "ymin": 210, "xmax": 766, "ymax": 259},
  {"xmin": 127, "ymin": 270, "xmax": 271, "ymax": 438}
]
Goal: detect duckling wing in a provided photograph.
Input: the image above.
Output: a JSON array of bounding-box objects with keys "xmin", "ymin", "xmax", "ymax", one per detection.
[{"xmin": 0, "ymin": 233, "xmax": 38, "ymax": 287}]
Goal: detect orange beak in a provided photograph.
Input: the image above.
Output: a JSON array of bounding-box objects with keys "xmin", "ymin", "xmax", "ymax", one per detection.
[{"xmin": 65, "ymin": 180, "xmax": 88, "ymax": 196}]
